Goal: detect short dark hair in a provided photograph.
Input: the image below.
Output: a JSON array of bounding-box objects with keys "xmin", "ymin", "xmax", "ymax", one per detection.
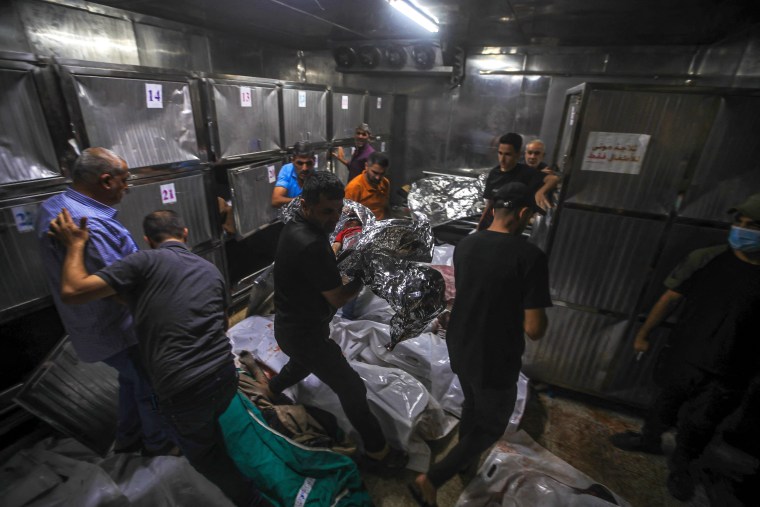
[
  {"xmin": 356, "ymin": 123, "xmax": 372, "ymax": 135},
  {"xmin": 498, "ymin": 132, "xmax": 523, "ymax": 152},
  {"xmin": 301, "ymin": 171, "xmax": 344, "ymax": 205},
  {"xmin": 71, "ymin": 147, "xmax": 126, "ymax": 184},
  {"xmin": 142, "ymin": 210, "xmax": 186, "ymax": 243},
  {"xmin": 367, "ymin": 151, "xmax": 389, "ymax": 169},
  {"xmin": 292, "ymin": 141, "xmax": 315, "ymax": 158}
]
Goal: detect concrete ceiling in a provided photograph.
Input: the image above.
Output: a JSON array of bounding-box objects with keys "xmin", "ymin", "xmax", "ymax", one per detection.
[{"xmin": 95, "ymin": 0, "xmax": 756, "ymax": 49}]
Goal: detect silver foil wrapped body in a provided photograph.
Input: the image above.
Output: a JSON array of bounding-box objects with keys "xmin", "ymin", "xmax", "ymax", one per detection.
[
  {"xmin": 281, "ymin": 199, "xmax": 445, "ymax": 349},
  {"xmin": 407, "ymin": 173, "xmax": 488, "ymax": 226},
  {"xmin": 339, "ymin": 212, "xmax": 444, "ymax": 350},
  {"xmin": 363, "ymin": 256, "xmax": 446, "ymax": 350}
]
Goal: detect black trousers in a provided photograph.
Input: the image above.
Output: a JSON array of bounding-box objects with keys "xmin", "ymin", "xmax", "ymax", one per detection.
[
  {"xmin": 427, "ymin": 378, "xmax": 517, "ymax": 488},
  {"xmin": 642, "ymin": 364, "xmax": 745, "ymax": 469},
  {"xmin": 269, "ymin": 325, "xmax": 387, "ymax": 453},
  {"xmin": 159, "ymin": 364, "xmax": 265, "ymax": 507}
]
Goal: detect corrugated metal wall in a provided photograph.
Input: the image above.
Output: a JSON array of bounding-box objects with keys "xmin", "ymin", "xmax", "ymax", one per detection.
[
  {"xmin": 564, "ymin": 90, "xmax": 719, "ymax": 214},
  {"xmin": 281, "ymin": 86, "xmax": 328, "ymax": 147},
  {"xmin": 0, "ymin": 66, "xmax": 59, "ymax": 184},
  {"xmin": 210, "ymin": 81, "xmax": 281, "ymax": 159},
  {"xmin": 114, "ymin": 171, "xmax": 214, "ymax": 250},
  {"xmin": 14, "ymin": 339, "xmax": 118, "ymax": 456},
  {"xmin": 331, "ymin": 90, "xmax": 366, "ymax": 141},
  {"xmin": 679, "ymin": 96, "xmax": 760, "ymax": 222},
  {"xmin": 70, "ymin": 74, "xmax": 200, "ymax": 169},
  {"xmin": 522, "ymin": 85, "xmax": 760, "ymax": 406}
]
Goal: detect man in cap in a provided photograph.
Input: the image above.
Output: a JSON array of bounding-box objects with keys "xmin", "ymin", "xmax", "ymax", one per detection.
[
  {"xmin": 271, "ymin": 141, "xmax": 316, "ymax": 208},
  {"xmin": 412, "ymin": 182, "xmax": 552, "ymax": 506},
  {"xmin": 344, "ymin": 151, "xmax": 391, "ymax": 220},
  {"xmin": 610, "ymin": 192, "xmax": 760, "ymax": 501},
  {"xmin": 35, "ymin": 147, "xmax": 172, "ymax": 456},
  {"xmin": 332, "ymin": 123, "xmax": 375, "ymax": 182},
  {"xmin": 477, "ymin": 133, "xmax": 559, "ymax": 230}
]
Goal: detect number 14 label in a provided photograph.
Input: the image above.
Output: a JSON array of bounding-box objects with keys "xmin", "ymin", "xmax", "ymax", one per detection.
[
  {"xmin": 146, "ymin": 83, "xmax": 163, "ymax": 108},
  {"xmin": 160, "ymin": 183, "xmax": 177, "ymax": 204}
]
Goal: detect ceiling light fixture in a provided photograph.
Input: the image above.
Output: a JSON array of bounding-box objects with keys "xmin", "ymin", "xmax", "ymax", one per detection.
[{"xmin": 387, "ymin": 0, "xmax": 439, "ymax": 33}]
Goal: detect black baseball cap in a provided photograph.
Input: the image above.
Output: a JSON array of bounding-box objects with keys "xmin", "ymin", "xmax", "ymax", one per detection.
[{"xmin": 492, "ymin": 182, "xmax": 545, "ymax": 215}]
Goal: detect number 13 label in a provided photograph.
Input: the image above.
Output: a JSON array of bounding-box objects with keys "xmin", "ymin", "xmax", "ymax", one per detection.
[
  {"xmin": 240, "ymin": 86, "xmax": 252, "ymax": 107},
  {"xmin": 160, "ymin": 183, "xmax": 177, "ymax": 204},
  {"xmin": 146, "ymin": 83, "xmax": 163, "ymax": 108}
]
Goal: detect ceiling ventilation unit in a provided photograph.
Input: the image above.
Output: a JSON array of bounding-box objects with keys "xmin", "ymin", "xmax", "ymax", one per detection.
[{"xmin": 332, "ymin": 41, "xmax": 451, "ymax": 75}]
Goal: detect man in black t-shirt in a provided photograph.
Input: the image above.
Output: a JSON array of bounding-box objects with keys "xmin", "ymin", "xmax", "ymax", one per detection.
[
  {"xmin": 610, "ymin": 193, "xmax": 760, "ymax": 501},
  {"xmin": 48, "ymin": 209, "xmax": 270, "ymax": 507},
  {"xmin": 477, "ymin": 132, "xmax": 560, "ymax": 230},
  {"xmin": 412, "ymin": 182, "xmax": 552, "ymax": 506},
  {"xmin": 268, "ymin": 171, "xmax": 407, "ymax": 469}
]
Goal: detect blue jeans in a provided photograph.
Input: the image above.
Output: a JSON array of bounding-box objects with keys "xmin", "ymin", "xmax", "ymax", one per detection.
[
  {"xmin": 158, "ymin": 363, "xmax": 266, "ymax": 507},
  {"xmin": 103, "ymin": 345, "xmax": 170, "ymax": 451}
]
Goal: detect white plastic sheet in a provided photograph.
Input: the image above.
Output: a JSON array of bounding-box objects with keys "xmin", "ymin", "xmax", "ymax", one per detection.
[
  {"xmin": 456, "ymin": 430, "xmax": 630, "ymax": 507},
  {"xmin": 0, "ymin": 438, "xmax": 233, "ymax": 507}
]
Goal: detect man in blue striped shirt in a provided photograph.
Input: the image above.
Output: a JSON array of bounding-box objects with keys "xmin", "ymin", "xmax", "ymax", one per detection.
[{"xmin": 35, "ymin": 147, "xmax": 172, "ymax": 455}]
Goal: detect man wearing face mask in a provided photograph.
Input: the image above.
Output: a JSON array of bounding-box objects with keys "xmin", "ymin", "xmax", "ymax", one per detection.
[{"xmin": 610, "ymin": 192, "xmax": 760, "ymax": 501}]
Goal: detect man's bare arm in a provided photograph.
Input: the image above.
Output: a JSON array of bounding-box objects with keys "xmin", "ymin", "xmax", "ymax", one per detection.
[
  {"xmin": 633, "ymin": 289, "xmax": 683, "ymax": 352},
  {"xmin": 524, "ymin": 308, "xmax": 548, "ymax": 341},
  {"xmin": 271, "ymin": 186, "xmax": 293, "ymax": 208}
]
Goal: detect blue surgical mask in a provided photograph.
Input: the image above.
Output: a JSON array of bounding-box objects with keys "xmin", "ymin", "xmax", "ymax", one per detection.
[{"xmin": 728, "ymin": 226, "xmax": 760, "ymax": 253}]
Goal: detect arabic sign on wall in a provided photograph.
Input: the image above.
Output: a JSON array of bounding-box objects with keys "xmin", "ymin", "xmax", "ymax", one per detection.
[{"xmin": 581, "ymin": 132, "xmax": 651, "ymax": 175}]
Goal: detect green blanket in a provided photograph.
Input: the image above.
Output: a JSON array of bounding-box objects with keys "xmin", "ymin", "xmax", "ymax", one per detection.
[{"xmin": 219, "ymin": 392, "xmax": 371, "ymax": 507}]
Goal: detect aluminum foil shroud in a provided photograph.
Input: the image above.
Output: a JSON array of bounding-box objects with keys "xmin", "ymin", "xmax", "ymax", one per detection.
[
  {"xmin": 407, "ymin": 173, "xmax": 488, "ymax": 226},
  {"xmin": 281, "ymin": 199, "xmax": 444, "ymax": 349}
]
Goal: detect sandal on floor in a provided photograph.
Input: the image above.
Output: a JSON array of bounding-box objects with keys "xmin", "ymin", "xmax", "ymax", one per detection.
[{"xmin": 407, "ymin": 483, "xmax": 438, "ymax": 507}]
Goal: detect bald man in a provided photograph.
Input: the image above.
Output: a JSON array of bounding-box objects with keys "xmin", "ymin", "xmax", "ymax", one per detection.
[{"xmin": 36, "ymin": 148, "xmax": 172, "ymax": 456}]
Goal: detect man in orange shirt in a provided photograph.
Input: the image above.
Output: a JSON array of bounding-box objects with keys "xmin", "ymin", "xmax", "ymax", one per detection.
[{"xmin": 344, "ymin": 152, "xmax": 390, "ymax": 220}]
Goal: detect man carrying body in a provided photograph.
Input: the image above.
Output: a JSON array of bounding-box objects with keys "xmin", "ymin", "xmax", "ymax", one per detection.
[
  {"xmin": 344, "ymin": 152, "xmax": 391, "ymax": 220},
  {"xmin": 332, "ymin": 123, "xmax": 375, "ymax": 182},
  {"xmin": 412, "ymin": 182, "xmax": 552, "ymax": 505},
  {"xmin": 49, "ymin": 209, "xmax": 270, "ymax": 507},
  {"xmin": 271, "ymin": 141, "xmax": 316, "ymax": 208},
  {"xmin": 267, "ymin": 171, "xmax": 406, "ymax": 468},
  {"xmin": 477, "ymin": 133, "xmax": 559, "ymax": 230},
  {"xmin": 35, "ymin": 147, "xmax": 171, "ymax": 456},
  {"xmin": 610, "ymin": 193, "xmax": 760, "ymax": 501}
]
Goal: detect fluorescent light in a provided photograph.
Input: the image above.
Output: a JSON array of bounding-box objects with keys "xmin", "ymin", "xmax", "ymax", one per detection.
[{"xmin": 388, "ymin": 0, "xmax": 439, "ymax": 33}]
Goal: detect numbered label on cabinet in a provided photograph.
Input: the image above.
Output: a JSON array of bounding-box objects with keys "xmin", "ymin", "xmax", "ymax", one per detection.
[
  {"xmin": 240, "ymin": 86, "xmax": 252, "ymax": 108},
  {"xmin": 381, "ymin": 142, "xmax": 386, "ymax": 151},
  {"xmin": 298, "ymin": 91, "xmax": 306, "ymax": 108},
  {"xmin": 376, "ymin": 97, "xmax": 382, "ymax": 109},
  {"xmin": 267, "ymin": 165, "xmax": 276, "ymax": 183},
  {"xmin": 341, "ymin": 95, "xmax": 349, "ymax": 110},
  {"xmin": 146, "ymin": 83, "xmax": 163, "ymax": 109},
  {"xmin": 12, "ymin": 205, "xmax": 36, "ymax": 233},
  {"xmin": 314, "ymin": 154, "xmax": 319, "ymax": 168},
  {"xmin": 160, "ymin": 183, "xmax": 177, "ymax": 204}
]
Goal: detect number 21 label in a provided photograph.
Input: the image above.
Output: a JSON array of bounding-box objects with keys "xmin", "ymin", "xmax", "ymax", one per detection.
[{"xmin": 160, "ymin": 183, "xmax": 177, "ymax": 204}]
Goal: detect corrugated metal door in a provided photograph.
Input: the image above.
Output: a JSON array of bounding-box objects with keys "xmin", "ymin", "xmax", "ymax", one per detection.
[{"xmin": 524, "ymin": 85, "xmax": 724, "ymax": 406}]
